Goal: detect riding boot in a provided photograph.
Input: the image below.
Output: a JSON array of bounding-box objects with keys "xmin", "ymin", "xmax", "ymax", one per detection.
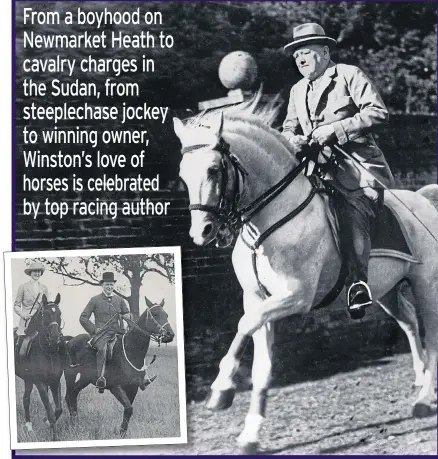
[
  {"xmin": 335, "ymin": 190, "xmax": 382, "ymax": 319},
  {"xmin": 96, "ymin": 344, "xmax": 108, "ymax": 393},
  {"xmin": 15, "ymin": 336, "xmax": 23, "ymax": 363}
]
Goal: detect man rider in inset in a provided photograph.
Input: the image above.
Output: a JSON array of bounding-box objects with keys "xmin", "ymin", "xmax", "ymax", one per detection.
[{"xmin": 80, "ymin": 272, "xmax": 131, "ymax": 392}]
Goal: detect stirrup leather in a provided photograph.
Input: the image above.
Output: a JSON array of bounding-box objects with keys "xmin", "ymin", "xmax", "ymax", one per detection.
[{"xmin": 347, "ymin": 281, "xmax": 372, "ymax": 310}]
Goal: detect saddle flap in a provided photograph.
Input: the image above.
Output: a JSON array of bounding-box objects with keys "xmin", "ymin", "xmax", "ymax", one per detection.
[
  {"xmin": 18, "ymin": 331, "xmax": 38, "ymax": 361},
  {"xmin": 323, "ymin": 190, "xmax": 421, "ymax": 263}
]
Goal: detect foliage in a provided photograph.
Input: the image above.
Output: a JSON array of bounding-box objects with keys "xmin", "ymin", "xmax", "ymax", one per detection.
[{"xmin": 37, "ymin": 254, "xmax": 175, "ymax": 318}]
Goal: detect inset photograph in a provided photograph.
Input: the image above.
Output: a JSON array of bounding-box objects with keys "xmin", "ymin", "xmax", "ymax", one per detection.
[{"xmin": 5, "ymin": 247, "xmax": 186, "ymax": 450}]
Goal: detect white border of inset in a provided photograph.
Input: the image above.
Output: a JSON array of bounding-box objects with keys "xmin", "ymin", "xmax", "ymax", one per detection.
[{"xmin": 4, "ymin": 246, "xmax": 187, "ymax": 450}]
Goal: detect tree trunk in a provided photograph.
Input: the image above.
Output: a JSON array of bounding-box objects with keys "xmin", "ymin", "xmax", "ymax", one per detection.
[{"xmin": 129, "ymin": 271, "xmax": 142, "ymax": 320}]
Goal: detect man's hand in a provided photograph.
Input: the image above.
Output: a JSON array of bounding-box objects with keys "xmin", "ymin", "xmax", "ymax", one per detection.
[
  {"xmin": 311, "ymin": 124, "xmax": 336, "ymax": 145},
  {"xmin": 121, "ymin": 313, "xmax": 132, "ymax": 321},
  {"xmin": 22, "ymin": 313, "xmax": 32, "ymax": 321}
]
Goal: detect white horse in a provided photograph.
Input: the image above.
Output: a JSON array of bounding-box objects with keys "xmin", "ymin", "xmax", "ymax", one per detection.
[{"xmin": 174, "ymin": 97, "xmax": 438, "ymax": 453}]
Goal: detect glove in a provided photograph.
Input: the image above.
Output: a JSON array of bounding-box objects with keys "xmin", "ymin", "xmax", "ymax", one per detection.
[{"xmin": 297, "ymin": 141, "xmax": 322, "ymax": 163}]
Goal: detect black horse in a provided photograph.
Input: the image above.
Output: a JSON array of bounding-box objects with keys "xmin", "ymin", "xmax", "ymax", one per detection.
[
  {"xmin": 64, "ymin": 296, "xmax": 175, "ymax": 436},
  {"xmin": 14, "ymin": 293, "xmax": 66, "ymax": 441}
]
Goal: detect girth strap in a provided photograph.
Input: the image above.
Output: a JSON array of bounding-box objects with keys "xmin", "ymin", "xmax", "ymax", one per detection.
[
  {"xmin": 245, "ymin": 185, "xmax": 317, "ymax": 299},
  {"xmin": 247, "ymin": 183, "xmax": 348, "ymax": 309}
]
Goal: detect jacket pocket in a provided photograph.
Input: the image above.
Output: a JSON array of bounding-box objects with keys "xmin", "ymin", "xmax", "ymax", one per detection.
[{"xmin": 331, "ymin": 95, "xmax": 354, "ymax": 113}]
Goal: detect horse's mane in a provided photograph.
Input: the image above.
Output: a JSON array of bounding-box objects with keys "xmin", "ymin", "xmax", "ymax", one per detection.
[{"xmin": 183, "ymin": 89, "xmax": 299, "ymax": 157}]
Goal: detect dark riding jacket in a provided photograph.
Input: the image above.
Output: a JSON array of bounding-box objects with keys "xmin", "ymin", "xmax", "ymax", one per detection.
[
  {"xmin": 80, "ymin": 293, "xmax": 129, "ymax": 335},
  {"xmin": 282, "ymin": 62, "xmax": 394, "ymax": 193}
]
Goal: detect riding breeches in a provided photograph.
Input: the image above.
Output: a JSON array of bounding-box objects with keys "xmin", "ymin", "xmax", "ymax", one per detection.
[{"xmin": 333, "ymin": 189, "xmax": 383, "ymax": 286}]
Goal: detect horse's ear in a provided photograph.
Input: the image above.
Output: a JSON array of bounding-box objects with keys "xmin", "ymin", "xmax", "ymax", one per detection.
[
  {"xmin": 144, "ymin": 296, "xmax": 153, "ymax": 308},
  {"xmin": 55, "ymin": 293, "xmax": 61, "ymax": 304},
  {"xmin": 173, "ymin": 117, "xmax": 185, "ymax": 142},
  {"xmin": 210, "ymin": 111, "xmax": 224, "ymax": 138},
  {"xmin": 160, "ymin": 298, "xmax": 165, "ymax": 308},
  {"xmin": 41, "ymin": 294, "xmax": 47, "ymax": 305}
]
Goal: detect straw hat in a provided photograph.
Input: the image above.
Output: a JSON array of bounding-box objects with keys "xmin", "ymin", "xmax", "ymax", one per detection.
[
  {"xmin": 284, "ymin": 23, "xmax": 337, "ymax": 53},
  {"xmin": 24, "ymin": 261, "xmax": 45, "ymax": 276}
]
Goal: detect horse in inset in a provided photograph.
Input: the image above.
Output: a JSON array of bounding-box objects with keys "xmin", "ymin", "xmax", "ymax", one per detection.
[
  {"xmin": 64, "ymin": 297, "xmax": 174, "ymax": 437},
  {"xmin": 173, "ymin": 96, "xmax": 438, "ymax": 453},
  {"xmin": 14, "ymin": 293, "xmax": 66, "ymax": 441}
]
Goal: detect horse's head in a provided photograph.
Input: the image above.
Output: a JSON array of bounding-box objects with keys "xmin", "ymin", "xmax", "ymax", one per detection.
[
  {"xmin": 28, "ymin": 293, "xmax": 62, "ymax": 345},
  {"xmin": 144, "ymin": 296, "xmax": 174, "ymax": 344},
  {"xmin": 174, "ymin": 114, "xmax": 234, "ymax": 246}
]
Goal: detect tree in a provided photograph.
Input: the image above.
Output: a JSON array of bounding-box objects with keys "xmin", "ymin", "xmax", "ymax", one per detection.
[{"xmin": 37, "ymin": 254, "xmax": 175, "ymax": 319}]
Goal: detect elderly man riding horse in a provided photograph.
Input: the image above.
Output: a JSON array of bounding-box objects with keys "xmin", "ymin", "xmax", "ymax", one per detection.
[
  {"xmin": 79, "ymin": 272, "xmax": 131, "ymax": 392},
  {"xmin": 282, "ymin": 23, "xmax": 394, "ymax": 318}
]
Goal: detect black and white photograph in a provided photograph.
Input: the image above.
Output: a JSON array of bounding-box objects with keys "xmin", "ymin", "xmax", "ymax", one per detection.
[
  {"xmin": 4, "ymin": 247, "xmax": 186, "ymax": 449},
  {"xmin": 13, "ymin": 0, "xmax": 437, "ymax": 455}
]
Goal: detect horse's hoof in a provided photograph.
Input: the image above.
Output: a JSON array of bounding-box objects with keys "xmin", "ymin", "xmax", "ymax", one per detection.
[
  {"xmin": 205, "ymin": 388, "xmax": 235, "ymax": 411},
  {"xmin": 240, "ymin": 441, "xmax": 260, "ymax": 455},
  {"xmin": 413, "ymin": 402, "xmax": 433, "ymax": 418},
  {"xmin": 25, "ymin": 422, "xmax": 33, "ymax": 432}
]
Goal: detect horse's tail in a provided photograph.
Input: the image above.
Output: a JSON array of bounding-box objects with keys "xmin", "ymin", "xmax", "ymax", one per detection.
[{"xmin": 417, "ymin": 184, "xmax": 438, "ymax": 213}]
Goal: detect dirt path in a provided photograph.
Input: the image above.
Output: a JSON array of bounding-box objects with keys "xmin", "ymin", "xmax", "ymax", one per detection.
[{"xmin": 163, "ymin": 353, "xmax": 436, "ymax": 455}]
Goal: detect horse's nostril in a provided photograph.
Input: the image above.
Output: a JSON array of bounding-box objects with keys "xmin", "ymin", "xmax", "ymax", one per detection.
[{"xmin": 202, "ymin": 224, "xmax": 213, "ymax": 237}]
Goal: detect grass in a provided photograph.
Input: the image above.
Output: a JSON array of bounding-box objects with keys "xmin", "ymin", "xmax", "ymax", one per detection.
[{"xmin": 15, "ymin": 345, "xmax": 181, "ymax": 443}]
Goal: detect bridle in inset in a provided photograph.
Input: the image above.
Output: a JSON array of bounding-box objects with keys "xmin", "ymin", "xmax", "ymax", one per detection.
[
  {"xmin": 35, "ymin": 304, "xmax": 62, "ymax": 348},
  {"xmin": 123, "ymin": 304, "xmax": 171, "ymax": 344}
]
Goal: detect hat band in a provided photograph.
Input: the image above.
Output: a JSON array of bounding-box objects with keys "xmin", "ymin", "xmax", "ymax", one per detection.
[{"xmin": 293, "ymin": 33, "xmax": 331, "ymax": 41}]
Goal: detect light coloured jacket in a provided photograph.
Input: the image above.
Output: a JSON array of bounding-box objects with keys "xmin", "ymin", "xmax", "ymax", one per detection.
[
  {"xmin": 14, "ymin": 281, "xmax": 48, "ymax": 335},
  {"xmin": 282, "ymin": 62, "xmax": 394, "ymax": 191}
]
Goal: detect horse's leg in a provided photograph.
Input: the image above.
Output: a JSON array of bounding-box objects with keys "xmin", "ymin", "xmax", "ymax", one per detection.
[
  {"xmin": 237, "ymin": 322, "xmax": 274, "ymax": 454},
  {"xmin": 124, "ymin": 384, "xmax": 139, "ymax": 404},
  {"xmin": 208, "ymin": 287, "xmax": 312, "ymax": 411},
  {"xmin": 23, "ymin": 379, "xmax": 34, "ymax": 432},
  {"xmin": 207, "ymin": 291, "xmax": 262, "ymax": 411},
  {"xmin": 35, "ymin": 382, "xmax": 57, "ymax": 441},
  {"xmin": 65, "ymin": 369, "xmax": 90, "ymax": 418},
  {"xmin": 377, "ymin": 284, "xmax": 426, "ymax": 386},
  {"xmin": 409, "ymin": 275, "xmax": 438, "ymax": 417},
  {"xmin": 49, "ymin": 381, "xmax": 63, "ymax": 421},
  {"xmin": 110, "ymin": 385, "xmax": 133, "ymax": 437}
]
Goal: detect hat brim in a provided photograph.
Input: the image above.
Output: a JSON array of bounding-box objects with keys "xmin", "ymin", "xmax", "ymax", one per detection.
[
  {"xmin": 100, "ymin": 280, "xmax": 116, "ymax": 284},
  {"xmin": 25, "ymin": 268, "xmax": 44, "ymax": 276},
  {"xmin": 284, "ymin": 36, "xmax": 337, "ymax": 52}
]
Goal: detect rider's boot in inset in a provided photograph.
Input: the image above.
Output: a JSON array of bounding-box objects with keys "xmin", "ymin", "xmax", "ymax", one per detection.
[{"xmin": 96, "ymin": 344, "xmax": 108, "ymax": 394}]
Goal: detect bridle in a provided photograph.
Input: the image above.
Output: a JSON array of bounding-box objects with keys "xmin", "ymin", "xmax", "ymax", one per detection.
[
  {"xmin": 183, "ymin": 139, "xmax": 247, "ymax": 230},
  {"xmin": 33, "ymin": 303, "xmax": 62, "ymax": 348},
  {"xmin": 123, "ymin": 304, "xmax": 172, "ymax": 344},
  {"xmin": 182, "ymin": 138, "xmax": 313, "ymax": 235}
]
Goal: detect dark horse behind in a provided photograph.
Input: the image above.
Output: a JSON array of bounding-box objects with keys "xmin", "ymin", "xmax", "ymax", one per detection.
[
  {"xmin": 64, "ymin": 297, "xmax": 175, "ymax": 437},
  {"xmin": 14, "ymin": 293, "xmax": 67, "ymax": 441}
]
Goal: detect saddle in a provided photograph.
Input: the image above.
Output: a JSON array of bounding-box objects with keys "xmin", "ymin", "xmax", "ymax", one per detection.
[
  {"xmin": 322, "ymin": 191, "xmax": 421, "ymax": 263},
  {"xmin": 87, "ymin": 333, "xmax": 119, "ymax": 361},
  {"xmin": 15, "ymin": 331, "xmax": 38, "ymax": 364}
]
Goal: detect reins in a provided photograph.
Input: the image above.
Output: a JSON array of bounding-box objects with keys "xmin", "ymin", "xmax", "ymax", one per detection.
[
  {"xmin": 183, "ymin": 138, "xmax": 319, "ymax": 300},
  {"xmin": 184, "ymin": 140, "xmax": 312, "ymax": 233}
]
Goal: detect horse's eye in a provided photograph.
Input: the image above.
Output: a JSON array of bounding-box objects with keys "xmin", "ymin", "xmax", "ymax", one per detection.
[{"xmin": 208, "ymin": 167, "xmax": 220, "ymax": 177}]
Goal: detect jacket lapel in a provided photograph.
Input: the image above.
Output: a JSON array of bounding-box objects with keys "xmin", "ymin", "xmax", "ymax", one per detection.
[
  {"xmin": 312, "ymin": 63, "xmax": 337, "ymax": 113},
  {"xmin": 294, "ymin": 79, "xmax": 312, "ymax": 135}
]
